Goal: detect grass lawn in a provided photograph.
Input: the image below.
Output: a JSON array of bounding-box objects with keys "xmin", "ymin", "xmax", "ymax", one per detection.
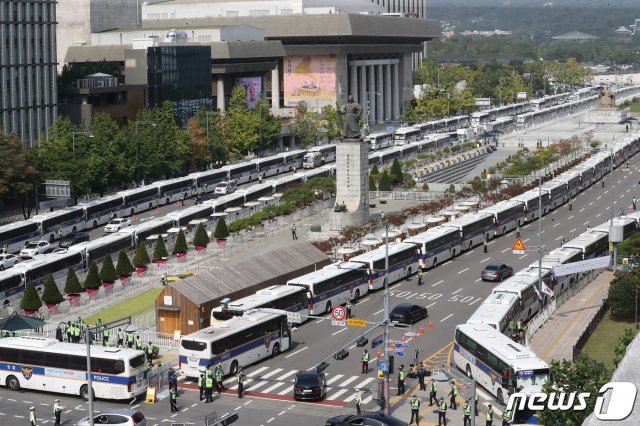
[
  {"xmin": 581, "ymin": 312, "xmax": 639, "ymax": 371},
  {"xmin": 83, "ymin": 287, "xmax": 162, "ymax": 325},
  {"xmin": 629, "ymin": 102, "xmax": 640, "ymax": 113}
]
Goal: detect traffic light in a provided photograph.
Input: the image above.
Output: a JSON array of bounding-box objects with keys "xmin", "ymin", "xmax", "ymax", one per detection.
[
  {"xmin": 356, "ymin": 337, "xmax": 368, "ymax": 347},
  {"xmin": 334, "ymin": 349, "xmax": 349, "ymax": 360}
]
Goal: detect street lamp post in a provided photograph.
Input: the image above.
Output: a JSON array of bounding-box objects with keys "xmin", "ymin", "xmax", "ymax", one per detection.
[
  {"xmin": 381, "ymin": 213, "xmax": 391, "ymax": 415},
  {"xmin": 134, "ymin": 121, "xmax": 157, "ymax": 185}
]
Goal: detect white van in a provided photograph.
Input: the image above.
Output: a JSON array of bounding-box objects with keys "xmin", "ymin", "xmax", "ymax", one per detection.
[
  {"xmin": 302, "ymin": 152, "xmax": 323, "ymax": 169},
  {"xmin": 214, "ymin": 180, "xmax": 237, "ymax": 195}
]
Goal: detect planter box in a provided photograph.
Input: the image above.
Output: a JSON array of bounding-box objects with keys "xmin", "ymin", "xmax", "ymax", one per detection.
[
  {"xmin": 24, "ymin": 309, "xmax": 37, "ymax": 317},
  {"xmin": 102, "ymin": 281, "xmax": 115, "ymax": 288},
  {"xmin": 195, "ymin": 245, "xmax": 207, "ymax": 251},
  {"xmin": 87, "ymin": 288, "xmax": 99, "ymax": 301},
  {"xmin": 46, "ymin": 303, "xmax": 59, "ymax": 315},
  {"xmin": 135, "ymin": 266, "xmax": 148, "ymax": 277},
  {"xmin": 67, "ymin": 294, "xmax": 81, "ymax": 308},
  {"xmin": 175, "ymin": 252, "xmax": 187, "ymax": 259},
  {"xmin": 216, "ymin": 239, "xmax": 227, "ymax": 248},
  {"xmin": 154, "ymin": 258, "xmax": 167, "ymax": 266}
]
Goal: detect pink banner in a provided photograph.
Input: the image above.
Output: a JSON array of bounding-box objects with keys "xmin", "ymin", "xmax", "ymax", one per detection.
[{"xmin": 284, "ymin": 55, "xmax": 337, "ymax": 109}]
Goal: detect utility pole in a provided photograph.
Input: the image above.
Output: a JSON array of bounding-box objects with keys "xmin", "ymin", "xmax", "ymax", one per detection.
[
  {"xmin": 85, "ymin": 328, "xmax": 95, "ymax": 426},
  {"xmin": 382, "ymin": 213, "xmax": 390, "ymax": 415}
]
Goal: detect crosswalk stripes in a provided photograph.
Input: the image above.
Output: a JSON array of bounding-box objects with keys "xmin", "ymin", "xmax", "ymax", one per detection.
[{"xmin": 325, "ymin": 374, "xmax": 344, "ymax": 385}]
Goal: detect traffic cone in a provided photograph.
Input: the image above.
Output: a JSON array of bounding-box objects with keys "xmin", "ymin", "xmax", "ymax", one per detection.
[
  {"xmin": 377, "ymin": 350, "xmax": 382, "ymax": 360},
  {"xmin": 419, "ymin": 325, "xmax": 424, "ymax": 335},
  {"xmin": 429, "ymin": 320, "xmax": 433, "ymax": 330},
  {"xmin": 401, "ymin": 335, "xmax": 405, "ymax": 343}
]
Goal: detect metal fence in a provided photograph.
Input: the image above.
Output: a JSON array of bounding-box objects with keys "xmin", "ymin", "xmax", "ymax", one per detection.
[
  {"xmin": 369, "ymin": 191, "xmax": 445, "ymax": 202},
  {"xmin": 573, "ymin": 298, "xmax": 609, "ymax": 362}
]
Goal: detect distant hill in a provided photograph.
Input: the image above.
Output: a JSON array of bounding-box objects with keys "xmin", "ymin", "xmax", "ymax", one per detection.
[{"xmin": 429, "ymin": 0, "xmax": 639, "ymax": 8}]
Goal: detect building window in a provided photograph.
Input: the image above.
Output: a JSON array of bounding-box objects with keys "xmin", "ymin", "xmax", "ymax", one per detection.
[
  {"xmin": 249, "ymin": 10, "xmax": 269, "ymax": 17},
  {"xmin": 226, "ymin": 10, "xmax": 239, "ymax": 17}
]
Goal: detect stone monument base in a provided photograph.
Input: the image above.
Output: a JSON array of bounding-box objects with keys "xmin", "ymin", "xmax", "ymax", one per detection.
[{"xmin": 329, "ymin": 209, "xmax": 369, "ymax": 231}]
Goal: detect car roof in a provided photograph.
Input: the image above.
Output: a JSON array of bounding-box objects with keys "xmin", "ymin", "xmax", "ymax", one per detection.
[
  {"xmin": 297, "ymin": 370, "xmax": 320, "ymax": 378},
  {"xmin": 392, "ymin": 303, "xmax": 417, "ymax": 311},
  {"xmin": 485, "ymin": 262, "xmax": 505, "ymax": 268},
  {"xmin": 101, "ymin": 408, "xmax": 140, "ymax": 416}
]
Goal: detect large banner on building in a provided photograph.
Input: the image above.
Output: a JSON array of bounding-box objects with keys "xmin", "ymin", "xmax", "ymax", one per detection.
[
  {"xmin": 284, "ymin": 55, "xmax": 337, "ymax": 110},
  {"xmin": 235, "ymin": 77, "xmax": 262, "ymax": 109}
]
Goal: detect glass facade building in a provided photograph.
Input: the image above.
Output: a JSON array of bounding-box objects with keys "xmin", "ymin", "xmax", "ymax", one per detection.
[
  {"xmin": 147, "ymin": 45, "xmax": 212, "ymax": 127},
  {"xmin": 0, "ymin": 0, "xmax": 58, "ymax": 147}
]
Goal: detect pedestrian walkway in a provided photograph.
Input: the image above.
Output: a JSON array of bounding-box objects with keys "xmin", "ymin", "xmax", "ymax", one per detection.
[{"xmin": 529, "ymin": 270, "xmax": 612, "ymax": 363}]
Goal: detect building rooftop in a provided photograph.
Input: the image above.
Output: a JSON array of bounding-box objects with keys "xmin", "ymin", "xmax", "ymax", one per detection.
[{"xmin": 552, "ymin": 30, "xmax": 599, "ymax": 40}]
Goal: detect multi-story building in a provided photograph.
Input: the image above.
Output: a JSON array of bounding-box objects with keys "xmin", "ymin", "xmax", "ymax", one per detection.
[{"xmin": 0, "ymin": 0, "xmax": 57, "ymax": 146}]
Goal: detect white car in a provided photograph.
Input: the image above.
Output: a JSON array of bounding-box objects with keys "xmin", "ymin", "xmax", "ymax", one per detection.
[
  {"xmin": 19, "ymin": 241, "xmax": 50, "ymax": 259},
  {"xmin": 214, "ymin": 180, "xmax": 237, "ymax": 195},
  {"xmin": 104, "ymin": 218, "xmax": 131, "ymax": 233},
  {"xmin": 0, "ymin": 254, "xmax": 19, "ymax": 271}
]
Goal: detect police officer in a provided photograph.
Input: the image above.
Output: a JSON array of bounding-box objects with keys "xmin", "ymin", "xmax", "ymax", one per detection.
[
  {"xmin": 53, "ymin": 399, "xmax": 62, "ymax": 426},
  {"xmin": 198, "ymin": 374, "xmax": 205, "ymax": 401},
  {"xmin": 215, "ymin": 364, "xmax": 225, "ymax": 393},
  {"xmin": 410, "ymin": 395, "xmax": 420, "ymax": 425},
  {"xmin": 502, "ymin": 408, "xmax": 512, "ymax": 426},
  {"xmin": 438, "ymin": 397, "xmax": 447, "ymax": 426},
  {"xmin": 102, "ymin": 327, "xmax": 109, "ymax": 346},
  {"xmin": 355, "ymin": 389, "xmax": 362, "ymax": 414},
  {"xmin": 145, "ymin": 342, "xmax": 154, "ymax": 365},
  {"xmin": 429, "ymin": 378, "xmax": 438, "ymax": 406},
  {"xmin": 486, "ymin": 403, "xmax": 494, "ymax": 426},
  {"xmin": 508, "ymin": 320, "xmax": 515, "ymax": 333},
  {"xmin": 169, "ymin": 386, "xmax": 179, "ymax": 412},
  {"xmin": 205, "ymin": 373, "xmax": 214, "ymax": 403},
  {"xmin": 117, "ymin": 328, "xmax": 124, "ymax": 347},
  {"xmin": 127, "ymin": 332, "xmax": 134, "ymax": 348},
  {"xmin": 168, "ymin": 368, "xmax": 177, "ymax": 392},
  {"xmin": 361, "ymin": 350, "xmax": 370, "ymax": 374},
  {"xmin": 66, "ymin": 321, "xmax": 72, "ymax": 342},
  {"xmin": 73, "ymin": 323, "xmax": 81, "ymax": 343},
  {"xmin": 463, "ymin": 400, "xmax": 471, "ymax": 426},
  {"xmin": 237, "ymin": 368, "xmax": 245, "ymax": 399},
  {"xmin": 483, "ymin": 237, "xmax": 488, "ymax": 253},
  {"xmin": 561, "ymin": 236, "xmax": 565, "ymax": 245},
  {"xmin": 474, "ymin": 392, "xmax": 479, "ymax": 416},
  {"xmin": 417, "ymin": 362, "xmax": 426, "ymax": 391},
  {"xmin": 397, "ymin": 365, "xmax": 406, "ymax": 395},
  {"xmin": 516, "ymin": 224, "xmax": 520, "ymax": 239},
  {"xmin": 135, "ymin": 335, "xmax": 143, "ymax": 351},
  {"xmin": 346, "ymin": 300, "xmax": 352, "ymax": 319},
  {"xmin": 29, "ymin": 407, "xmax": 36, "ymax": 426},
  {"xmin": 569, "ymin": 199, "xmax": 573, "ymax": 211},
  {"xmin": 417, "ymin": 268, "xmax": 423, "ymax": 286},
  {"xmin": 448, "ymin": 380, "xmax": 457, "ymax": 410},
  {"xmin": 633, "ymin": 197, "xmax": 637, "ymax": 211},
  {"xmin": 291, "ymin": 223, "xmax": 297, "ymax": 240},
  {"xmin": 109, "ymin": 212, "xmax": 114, "ymax": 221}
]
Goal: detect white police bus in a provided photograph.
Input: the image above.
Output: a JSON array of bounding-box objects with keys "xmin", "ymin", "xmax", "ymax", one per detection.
[
  {"xmin": 466, "ymin": 292, "xmax": 520, "ymax": 333},
  {"xmin": 491, "ymin": 269, "xmax": 552, "ymax": 321},
  {"xmin": 0, "ymin": 336, "xmax": 148, "ymax": 400},
  {"xmin": 479, "ymin": 200, "xmax": 526, "ymax": 236},
  {"xmin": 33, "ymin": 208, "xmax": 86, "ymax": 242},
  {"xmin": 393, "ymin": 127, "xmax": 421, "ymax": 145},
  {"xmin": 405, "ymin": 227, "xmax": 461, "ymax": 269},
  {"xmin": 366, "ymin": 132, "xmax": 394, "ymax": 150},
  {"xmin": 0, "ymin": 221, "xmax": 41, "ymax": 254},
  {"xmin": 441, "ymin": 213, "xmax": 495, "ymax": 251},
  {"xmin": 179, "ymin": 310, "xmax": 291, "ymax": 379},
  {"xmin": 349, "ymin": 242, "xmax": 420, "ymax": 291},
  {"xmin": 78, "ymin": 195, "xmax": 125, "ymax": 229}
]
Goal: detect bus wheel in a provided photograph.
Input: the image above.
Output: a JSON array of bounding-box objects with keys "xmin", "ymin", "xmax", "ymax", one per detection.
[
  {"xmin": 433, "ymin": 258, "xmax": 438, "ymax": 268},
  {"xmin": 353, "ymin": 289, "xmax": 361, "ymax": 301},
  {"xmin": 80, "ymin": 384, "xmax": 94, "ymax": 401},
  {"xmin": 272, "ymin": 343, "xmax": 280, "ymax": 357},
  {"xmin": 497, "ymin": 388, "xmax": 504, "ymax": 405},
  {"xmin": 49, "ymin": 234, "xmax": 55, "ymax": 243},
  {"xmin": 229, "ymin": 360, "xmax": 239, "ymax": 376},
  {"xmin": 6, "ymin": 375, "xmax": 20, "ymax": 391},
  {"xmin": 527, "ymin": 309, "xmax": 532, "ymax": 321},
  {"xmin": 93, "ymin": 220, "xmax": 98, "ymax": 229},
  {"xmin": 72, "ymin": 226, "xmax": 77, "ymax": 233},
  {"xmin": 325, "ymin": 301, "xmax": 332, "ymax": 315},
  {"xmin": 465, "ymin": 365, "xmax": 472, "ymax": 379},
  {"xmin": 502, "ymin": 227, "xmax": 506, "ymax": 235},
  {"xmin": 406, "ymin": 268, "xmax": 411, "ymax": 280},
  {"xmin": 130, "ymin": 209, "xmax": 135, "ymax": 217}
]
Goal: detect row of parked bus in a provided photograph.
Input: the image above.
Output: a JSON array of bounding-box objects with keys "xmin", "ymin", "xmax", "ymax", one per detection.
[{"xmin": 176, "ymin": 131, "xmax": 640, "ymax": 383}]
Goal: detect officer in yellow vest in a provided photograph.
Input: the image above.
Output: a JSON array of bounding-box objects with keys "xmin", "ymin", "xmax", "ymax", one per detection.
[
  {"xmin": 237, "ymin": 368, "xmax": 245, "ymax": 399},
  {"xmin": 73, "ymin": 323, "xmax": 81, "ymax": 343},
  {"xmin": 463, "ymin": 400, "xmax": 471, "ymax": 426},
  {"xmin": 397, "ymin": 365, "xmax": 406, "ymax": 395},
  {"xmin": 429, "ymin": 378, "xmax": 438, "ymax": 406},
  {"xmin": 127, "ymin": 332, "xmax": 134, "ymax": 348},
  {"xmin": 361, "ymin": 350, "xmax": 370, "ymax": 374},
  {"xmin": 117, "ymin": 328, "xmax": 124, "ymax": 346},
  {"xmin": 204, "ymin": 373, "xmax": 214, "ymax": 403},
  {"xmin": 410, "ymin": 395, "xmax": 421, "ymax": 425},
  {"xmin": 135, "ymin": 336, "xmax": 143, "ymax": 351},
  {"xmin": 145, "ymin": 342, "xmax": 154, "ymax": 365},
  {"xmin": 102, "ymin": 328, "xmax": 109, "ymax": 346},
  {"xmin": 438, "ymin": 397, "xmax": 447, "ymax": 426},
  {"xmin": 448, "ymin": 380, "xmax": 458, "ymax": 410},
  {"xmin": 29, "ymin": 407, "xmax": 36, "ymax": 426},
  {"xmin": 354, "ymin": 389, "xmax": 362, "ymax": 414},
  {"xmin": 486, "ymin": 403, "xmax": 494, "ymax": 426},
  {"xmin": 197, "ymin": 374, "xmax": 204, "ymax": 401},
  {"xmin": 502, "ymin": 408, "xmax": 512, "ymax": 426}
]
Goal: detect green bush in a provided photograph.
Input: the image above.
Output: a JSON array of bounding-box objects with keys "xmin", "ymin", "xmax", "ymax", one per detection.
[
  {"xmin": 370, "ymin": 164, "xmax": 380, "ymax": 175},
  {"xmin": 152, "ymin": 235, "xmax": 169, "ymax": 261},
  {"xmin": 422, "ymin": 182, "xmax": 429, "ymax": 191},
  {"xmin": 390, "ymin": 159, "xmax": 403, "ymax": 184},
  {"xmin": 172, "ymin": 229, "xmax": 188, "ymax": 254},
  {"xmin": 41, "ymin": 274, "xmax": 64, "ymax": 305},
  {"xmin": 213, "ymin": 218, "xmax": 230, "ymax": 240},
  {"xmin": 20, "ymin": 280, "xmax": 42, "ymax": 311},
  {"xmin": 282, "ymin": 187, "xmax": 315, "ymax": 207},
  {"xmin": 132, "ymin": 243, "xmax": 151, "ymax": 268},
  {"xmin": 64, "ymin": 267, "xmax": 83, "ymax": 295},
  {"xmin": 116, "ymin": 249, "xmax": 134, "ymax": 277},
  {"xmin": 443, "ymin": 147, "xmax": 451, "ymax": 154},
  {"xmin": 369, "ymin": 174, "xmax": 377, "ymax": 191},
  {"xmin": 193, "ymin": 222, "xmax": 211, "ymax": 246},
  {"xmin": 614, "ymin": 328, "xmax": 635, "ymax": 367},
  {"xmin": 378, "ymin": 170, "xmax": 392, "ymax": 191},
  {"xmin": 99, "ymin": 255, "xmax": 118, "ymax": 283},
  {"xmin": 83, "ymin": 260, "xmax": 102, "ymax": 290}
]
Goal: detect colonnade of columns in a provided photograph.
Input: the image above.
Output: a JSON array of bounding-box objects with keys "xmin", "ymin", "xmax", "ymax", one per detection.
[{"xmin": 349, "ymin": 59, "xmax": 400, "ymax": 125}]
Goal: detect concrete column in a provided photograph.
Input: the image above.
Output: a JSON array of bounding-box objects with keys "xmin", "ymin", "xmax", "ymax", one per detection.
[
  {"xmin": 369, "ymin": 65, "xmax": 376, "ymax": 127},
  {"xmin": 385, "ymin": 63, "xmax": 392, "ymax": 121},
  {"xmin": 392, "ymin": 64, "xmax": 400, "ymax": 120},
  {"xmin": 350, "ymin": 64, "xmax": 358, "ymax": 103},
  {"xmin": 377, "ymin": 64, "xmax": 384, "ymax": 122},
  {"xmin": 359, "ymin": 66, "xmax": 367, "ymax": 112},
  {"xmin": 217, "ymin": 75, "xmax": 225, "ymax": 112},
  {"xmin": 271, "ymin": 64, "xmax": 280, "ymax": 109}
]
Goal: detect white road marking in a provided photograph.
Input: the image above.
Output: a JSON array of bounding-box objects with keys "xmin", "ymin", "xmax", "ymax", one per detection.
[
  {"xmin": 570, "ymin": 228, "xmax": 576, "ymax": 233},
  {"xmin": 261, "ymin": 382, "xmax": 288, "ymax": 394},
  {"xmin": 596, "ymin": 213, "xmax": 601, "ymax": 218},
  {"xmin": 373, "ymin": 309, "xmax": 384, "ymax": 315},
  {"xmin": 579, "ymin": 208, "xmax": 585, "ymax": 212},
  {"xmin": 247, "ymin": 381, "xmax": 269, "ymax": 391},
  {"xmin": 553, "ymin": 223, "xmax": 559, "ymax": 227},
  {"xmin": 247, "ymin": 366, "xmax": 269, "ymax": 377},
  {"xmin": 340, "ymin": 376, "xmax": 361, "ymax": 387},
  {"xmin": 432, "ymin": 280, "xmax": 444, "ymax": 287},
  {"xmin": 267, "ymin": 418, "xmax": 275, "ymax": 423},
  {"xmin": 464, "ymin": 250, "xmax": 475, "ymax": 256},
  {"xmin": 277, "ymin": 385, "xmax": 294, "ymax": 395},
  {"xmin": 451, "ymin": 288, "xmax": 462, "ymax": 294},
  {"xmin": 349, "ymin": 344, "xmax": 357, "ymax": 350},
  {"xmin": 474, "ymin": 278, "xmax": 481, "ymax": 282},
  {"xmin": 261, "ymin": 368, "xmax": 284, "ymax": 379},
  {"xmin": 285, "ymin": 347, "xmax": 308, "ymax": 358},
  {"xmin": 523, "ymin": 238, "xmax": 530, "ymax": 242},
  {"xmin": 244, "ymin": 400, "xmax": 252, "ymax": 405},
  {"xmin": 331, "ymin": 327, "xmax": 347, "ymax": 336},
  {"xmin": 584, "ymin": 222, "xmax": 590, "ymax": 225},
  {"xmin": 501, "ymin": 248, "xmax": 510, "ymax": 253},
  {"xmin": 555, "ymin": 236, "xmax": 563, "ymax": 241},
  {"xmin": 480, "ymin": 257, "xmax": 491, "ymax": 263},
  {"xmin": 276, "ymin": 370, "xmax": 298, "ymax": 381},
  {"xmin": 518, "ymin": 254, "xmax": 528, "ymax": 259},
  {"xmin": 328, "ymin": 389, "xmax": 350, "ymax": 400},
  {"xmin": 326, "ymin": 374, "xmax": 344, "ymax": 385},
  {"xmin": 356, "ymin": 298, "xmax": 369, "ymax": 305},
  {"xmin": 457, "ymin": 268, "xmax": 469, "ymax": 274},
  {"xmin": 426, "ymin": 302, "xmax": 437, "ymax": 308},
  {"xmin": 278, "ymin": 411, "xmax": 287, "ymax": 416},
  {"xmin": 567, "ymin": 215, "xmax": 574, "ymax": 220},
  {"xmin": 441, "ymin": 314, "xmax": 453, "ymax": 322},
  {"xmin": 589, "ymin": 202, "xmax": 593, "ymax": 206},
  {"xmin": 475, "ymin": 388, "xmax": 492, "ymax": 401},
  {"xmin": 597, "ymin": 196, "xmax": 601, "ymax": 200}
]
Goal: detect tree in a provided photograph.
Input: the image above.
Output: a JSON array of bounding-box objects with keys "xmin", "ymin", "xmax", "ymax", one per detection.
[
  {"xmin": 152, "ymin": 235, "xmax": 169, "ymax": 261},
  {"xmin": 220, "ymin": 86, "xmax": 260, "ymax": 159},
  {"xmin": 370, "ymin": 164, "xmax": 380, "ymax": 175},
  {"xmin": 378, "ymin": 170, "xmax": 392, "ymax": 191},
  {"xmin": 20, "ymin": 280, "xmax": 42, "ymax": 312},
  {"xmin": 116, "ymin": 249, "xmax": 134, "ymax": 277},
  {"xmin": 254, "ymin": 99, "xmax": 281, "ymax": 154},
  {"xmin": 291, "ymin": 103, "xmax": 320, "ymax": 147},
  {"xmin": 41, "ymin": 274, "xmax": 65, "ymax": 305},
  {"xmin": 539, "ymin": 356, "xmax": 609, "ymax": 426},
  {"xmin": 186, "ymin": 115, "xmax": 211, "ymax": 170},
  {"xmin": 64, "ymin": 267, "xmax": 83, "ymax": 295},
  {"xmin": 320, "ymin": 105, "xmax": 342, "ymax": 142},
  {"xmin": 132, "ymin": 243, "xmax": 151, "ymax": 268},
  {"xmin": 99, "ymin": 255, "xmax": 118, "ymax": 283},
  {"xmin": 192, "ymin": 108, "xmax": 228, "ymax": 168},
  {"xmin": 608, "ymin": 269, "xmax": 640, "ymax": 318},
  {"xmin": 194, "ymin": 222, "xmax": 211, "ymax": 246},
  {"xmin": 0, "ymin": 131, "xmax": 39, "ymax": 219},
  {"xmin": 306, "ymin": 177, "xmax": 336, "ymax": 199},
  {"xmin": 173, "ymin": 229, "xmax": 188, "ymax": 254},
  {"xmin": 613, "ymin": 328, "xmax": 635, "ymax": 367},
  {"xmin": 213, "ymin": 218, "xmax": 229, "ymax": 241},
  {"xmin": 390, "ymin": 159, "xmax": 403, "ymax": 184},
  {"xmin": 369, "ymin": 174, "xmax": 378, "ymax": 191},
  {"xmin": 84, "ymin": 260, "xmax": 102, "ymax": 291},
  {"xmin": 282, "ymin": 187, "xmax": 315, "ymax": 207}
]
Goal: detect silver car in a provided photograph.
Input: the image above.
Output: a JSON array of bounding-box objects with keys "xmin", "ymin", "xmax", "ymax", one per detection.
[
  {"xmin": 76, "ymin": 408, "xmax": 146, "ymax": 426},
  {"xmin": 0, "ymin": 254, "xmax": 19, "ymax": 271}
]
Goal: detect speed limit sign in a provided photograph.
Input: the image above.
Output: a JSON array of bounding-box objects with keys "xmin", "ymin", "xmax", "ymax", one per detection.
[{"xmin": 332, "ymin": 306, "xmax": 347, "ymax": 321}]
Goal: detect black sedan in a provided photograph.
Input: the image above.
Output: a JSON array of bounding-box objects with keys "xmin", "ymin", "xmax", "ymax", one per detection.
[
  {"xmin": 293, "ymin": 370, "xmax": 327, "ymax": 401},
  {"xmin": 326, "ymin": 412, "xmax": 408, "ymax": 426},
  {"xmin": 58, "ymin": 232, "xmax": 90, "ymax": 248},
  {"xmin": 389, "ymin": 303, "xmax": 428, "ymax": 325},
  {"xmin": 481, "ymin": 262, "xmax": 514, "ymax": 282}
]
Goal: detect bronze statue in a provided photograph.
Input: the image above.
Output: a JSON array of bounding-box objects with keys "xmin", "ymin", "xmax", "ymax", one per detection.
[{"xmin": 338, "ymin": 95, "xmax": 363, "ymax": 140}]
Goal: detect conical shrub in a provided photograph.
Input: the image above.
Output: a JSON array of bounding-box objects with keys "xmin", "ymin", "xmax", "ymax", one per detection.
[
  {"xmin": 172, "ymin": 229, "xmax": 188, "ymax": 254},
  {"xmin": 132, "ymin": 243, "xmax": 151, "ymax": 268},
  {"xmin": 116, "ymin": 249, "xmax": 134, "ymax": 276},
  {"xmin": 83, "ymin": 260, "xmax": 102, "ymax": 290},
  {"xmin": 213, "ymin": 218, "xmax": 229, "ymax": 240},
  {"xmin": 64, "ymin": 267, "xmax": 84, "ymax": 295},
  {"xmin": 99, "ymin": 255, "xmax": 118, "ymax": 283},
  {"xmin": 194, "ymin": 222, "xmax": 211, "ymax": 246},
  {"xmin": 152, "ymin": 235, "xmax": 169, "ymax": 261},
  {"xmin": 41, "ymin": 274, "xmax": 64, "ymax": 305},
  {"xmin": 21, "ymin": 280, "xmax": 43, "ymax": 311}
]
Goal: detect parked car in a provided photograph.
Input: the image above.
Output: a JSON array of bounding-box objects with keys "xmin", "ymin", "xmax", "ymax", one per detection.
[
  {"xmin": 0, "ymin": 254, "xmax": 19, "ymax": 271},
  {"xmin": 481, "ymin": 262, "xmax": 514, "ymax": 282},
  {"xmin": 293, "ymin": 370, "xmax": 327, "ymax": 401},
  {"xmin": 326, "ymin": 412, "xmax": 408, "ymax": 426},
  {"xmin": 19, "ymin": 240, "xmax": 50, "ymax": 259},
  {"xmin": 76, "ymin": 408, "xmax": 146, "ymax": 426},
  {"xmin": 213, "ymin": 180, "xmax": 238, "ymax": 195},
  {"xmin": 39, "ymin": 247, "xmax": 68, "ymax": 255},
  {"xmin": 389, "ymin": 303, "xmax": 428, "ymax": 325},
  {"xmin": 58, "ymin": 232, "xmax": 90, "ymax": 248},
  {"xmin": 104, "ymin": 218, "xmax": 131, "ymax": 233}
]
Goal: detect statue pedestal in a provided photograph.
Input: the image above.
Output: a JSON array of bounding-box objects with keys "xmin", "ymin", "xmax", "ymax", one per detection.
[{"xmin": 329, "ymin": 138, "xmax": 369, "ymax": 231}]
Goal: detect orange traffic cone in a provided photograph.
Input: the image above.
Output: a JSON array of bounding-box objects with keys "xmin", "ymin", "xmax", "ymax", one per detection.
[
  {"xmin": 419, "ymin": 325, "xmax": 424, "ymax": 335},
  {"xmin": 429, "ymin": 320, "xmax": 433, "ymax": 330},
  {"xmin": 377, "ymin": 350, "xmax": 382, "ymax": 360},
  {"xmin": 401, "ymin": 335, "xmax": 406, "ymax": 343}
]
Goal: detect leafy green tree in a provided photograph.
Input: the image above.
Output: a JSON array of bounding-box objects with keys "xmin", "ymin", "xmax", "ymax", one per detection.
[
  {"xmin": 613, "ymin": 328, "xmax": 636, "ymax": 367},
  {"xmin": 213, "ymin": 218, "xmax": 229, "ymax": 241},
  {"xmin": 253, "ymin": 99, "xmax": 281, "ymax": 154},
  {"xmin": 282, "ymin": 187, "xmax": 316, "ymax": 207},
  {"xmin": 87, "ymin": 113, "xmax": 130, "ymax": 196},
  {"xmin": 172, "ymin": 229, "xmax": 188, "ymax": 254},
  {"xmin": 194, "ymin": 222, "xmax": 211, "ymax": 246},
  {"xmin": 0, "ymin": 132, "xmax": 39, "ymax": 218},
  {"xmin": 152, "ymin": 235, "xmax": 169, "ymax": 261},
  {"xmin": 608, "ymin": 269, "xmax": 640, "ymax": 318},
  {"xmin": 378, "ymin": 170, "xmax": 392, "ymax": 191},
  {"xmin": 390, "ymin": 159, "xmax": 403, "ymax": 184},
  {"xmin": 83, "ymin": 261, "xmax": 102, "ymax": 290},
  {"xmin": 306, "ymin": 177, "xmax": 336, "ymax": 198},
  {"xmin": 370, "ymin": 164, "xmax": 380, "ymax": 175},
  {"xmin": 220, "ymin": 86, "xmax": 260, "ymax": 159},
  {"xmin": 41, "ymin": 274, "xmax": 64, "ymax": 305},
  {"xmin": 422, "ymin": 182, "xmax": 429, "ymax": 191},
  {"xmin": 64, "ymin": 267, "xmax": 84, "ymax": 295},
  {"xmin": 99, "ymin": 255, "xmax": 118, "ymax": 283},
  {"xmin": 116, "ymin": 249, "xmax": 134, "ymax": 277},
  {"xmin": 369, "ymin": 174, "xmax": 378, "ymax": 191},
  {"xmin": 539, "ymin": 356, "xmax": 609, "ymax": 426},
  {"xmin": 291, "ymin": 103, "xmax": 320, "ymax": 147},
  {"xmin": 132, "ymin": 243, "xmax": 151, "ymax": 268},
  {"xmin": 319, "ymin": 105, "xmax": 342, "ymax": 142},
  {"xmin": 20, "ymin": 280, "xmax": 42, "ymax": 312},
  {"xmin": 192, "ymin": 109, "xmax": 228, "ymax": 168}
]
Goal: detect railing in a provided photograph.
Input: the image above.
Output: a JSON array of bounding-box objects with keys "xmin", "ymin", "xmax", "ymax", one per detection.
[
  {"xmin": 369, "ymin": 191, "xmax": 445, "ymax": 202},
  {"xmin": 573, "ymin": 297, "xmax": 609, "ymax": 362}
]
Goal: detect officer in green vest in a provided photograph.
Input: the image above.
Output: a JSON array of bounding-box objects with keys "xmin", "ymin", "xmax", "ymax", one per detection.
[
  {"xmin": 410, "ymin": 395, "xmax": 420, "ymax": 425},
  {"xmin": 215, "ymin": 364, "xmax": 224, "ymax": 393},
  {"xmin": 169, "ymin": 387, "xmax": 178, "ymax": 412},
  {"xmin": 486, "ymin": 403, "xmax": 494, "ymax": 426},
  {"xmin": 145, "ymin": 342, "xmax": 154, "ymax": 365},
  {"xmin": 29, "ymin": 407, "xmax": 36, "ymax": 426},
  {"xmin": 346, "ymin": 300, "xmax": 352, "ymax": 318},
  {"xmin": 205, "ymin": 365, "xmax": 213, "ymax": 381},
  {"xmin": 204, "ymin": 373, "xmax": 214, "ymax": 403},
  {"xmin": 102, "ymin": 328, "xmax": 109, "ymax": 346},
  {"xmin": 53, "ymin": 399, "xmax": 62, "ymax": 426},
  {"xmin": 135, "ymin": 335, "xmax": 143, "ymax": 351},
  {"xmin": 508, "ymin": 320, "xmax": 515, "ymax": 332},
  {"xmin": 73, "ymin": 323, "xmax": 81, "ymax": 343},
  {"xmin": 397, "ymin": 365, "xmax": 406, "ymax": 395},
  {"xmin": 502, "ymin": 408, "xmax": 512, "ymax": 426},
  {"xmin": 429, "ymin": 378, "xmax": 438, "ymax": 406},
  {"xmin": 354, "ymin": 389, "xmax": 362, "ymax": 414},
  {"xmin": 127, "ymin": 332, "xmax": 134, "ymax": 348},
  {"xmin": 474, "ymin": 392, "xmax": 479, "ymax": 416},
  {"xmin": 66, "ymin": 321, "xmax": 73, "ymax": 342},
  {"xmin": 463, "ymin": 400, "xmax": 471, "ymax": 426},
  {"xmin": 197, "ymin": 374, "xmax": 205, "ymax": 401},
  {"xmin": 448, "ymin": 380, "xmax": 458, "ymax": 410},
  {"xmin": 438, "ymin": 397, "xmax": 447, "ymax": 426},
  {"xmin": 361, "ymin": 350, "xmax": 370, "ymax": 374},
  {"xmin": 117, "ymin": 328, "xmax": 124, "ymax": 346},
  {"xmin": 237, "ymin": 368, "xmax": 245, "ymax": 399}
]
